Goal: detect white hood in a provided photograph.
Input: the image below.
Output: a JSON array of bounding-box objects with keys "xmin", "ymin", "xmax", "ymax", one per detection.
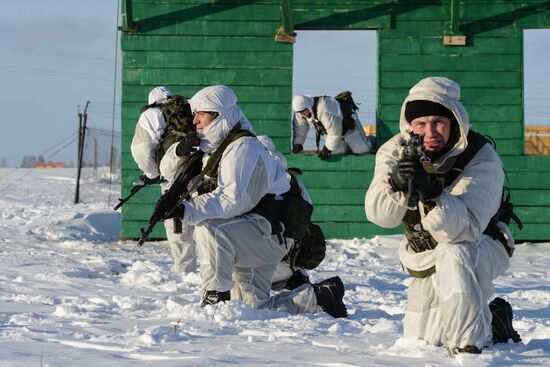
[
  {"xmin": 292, "ymin": 94, "xmax": 313, "ymax": 112},
  {"xmin": 148, "ymin": 86, "xmax": 173, "ymax": 105},
  {"xmin": 189, "ymin": 85, "xmax": 254, "ymax": 153},
  {"xmin": 398, "ymin": 77, "xmax": 470, "ymax": 170}
]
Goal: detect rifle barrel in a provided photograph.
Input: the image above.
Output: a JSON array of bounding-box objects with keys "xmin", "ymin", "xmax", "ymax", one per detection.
[
  {"xmin": 113, "ymin": 199, "xmax": 125, "ymax": 211},
  {"xmin": 113, "ymin": 183, "xmax": 146, "ymax": 211},
  {"xmin": 137, "ymin": 228, "xmax": 149, "ymax": 247}
]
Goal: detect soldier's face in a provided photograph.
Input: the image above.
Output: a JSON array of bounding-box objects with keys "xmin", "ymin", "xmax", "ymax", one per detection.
[
  {"xmin": 193, "ymin": 111, "xmax": 215, "ymax": 130},
  {"xmin": 297, "ymin": 108, "xmax": 311, "ymax": 118},
  {"xmin": 410, "ymin": 115, "xmax": 452, "ymax": 152}
]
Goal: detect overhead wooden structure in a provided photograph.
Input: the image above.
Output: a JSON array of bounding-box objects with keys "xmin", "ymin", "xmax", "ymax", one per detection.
[{"xmin": 120, "ymin": 0, "xmax": 550, "ymax": 241}]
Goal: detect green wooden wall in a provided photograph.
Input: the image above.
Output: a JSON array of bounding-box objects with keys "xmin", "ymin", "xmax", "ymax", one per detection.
[{"xmin": 120, "ymin": 0, "xmax": 550, "ymax": 241}]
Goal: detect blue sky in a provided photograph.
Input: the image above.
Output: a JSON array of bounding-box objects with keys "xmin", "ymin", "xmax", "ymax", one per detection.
[
  {"xmin": 0, "ymin": 1, "xmax": 548, "ymax": 167},
  {"xmin": 0, "ymin": 1, "xmax": 119, "ymax": 168}
]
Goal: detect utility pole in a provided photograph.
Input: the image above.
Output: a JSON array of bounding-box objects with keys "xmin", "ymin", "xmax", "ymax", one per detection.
[
  {"xmin": 93, "ymin": 138, "xmax": 98, "ymax": 178},
  {"xmin": 74, "ymin": 101, "xmax": 89, "ymax": 204},
  {"xmin": 110, "ymin": 146, "xmax": 117, "ymax": 174}
]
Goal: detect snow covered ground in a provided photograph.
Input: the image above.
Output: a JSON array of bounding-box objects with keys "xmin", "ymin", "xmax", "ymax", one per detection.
[{"xmin": 1, "ymin": 167, "xmax": 549, "ymax": 366}]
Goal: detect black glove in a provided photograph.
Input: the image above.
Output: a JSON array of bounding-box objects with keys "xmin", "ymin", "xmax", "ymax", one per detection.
[
  {"xmin": 175, "ymin": 134, "xmax": 201, "ymax": 156},
  {"xmin": 292, "ymin": 144, "xmax": 303, "ymax": 154},
  {"xmin": 397, "ymin": 156, "xmax": 442, "ymax": 201},
  {"xmin": 318, "ymin": 146, "xmax": 331, "ymax": 160},
  {"xmin": 140, "ymin": 175, "xmax": 161, "ymax": 185},
  {"xmin": 163, "ymin": 204, "xmax": 185, "ymax": 220},
  {"xmin": 389, "ymin": 164, "xmax": 408, "ymax": 192}
]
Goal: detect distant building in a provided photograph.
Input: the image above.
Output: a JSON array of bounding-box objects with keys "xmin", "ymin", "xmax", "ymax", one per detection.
[
  {"xmin": 35, "ymin": 161, "xmax": 65, "ymax": 169},
  {"xmin": 525, "ymin": 126, "xmax": 550, "ymax": 155}
]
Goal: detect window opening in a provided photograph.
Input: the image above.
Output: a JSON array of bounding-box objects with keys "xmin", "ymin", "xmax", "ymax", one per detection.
[
  {"xmin": 524, "ymin": 29, "xmax": 550, "ymax": 155},
  {"xmin": 292, "ymin": 30, "xmax": 377, "ymax": 152}
]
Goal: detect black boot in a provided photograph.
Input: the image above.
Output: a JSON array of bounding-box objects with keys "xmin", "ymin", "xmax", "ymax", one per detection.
[
  {"xmin": 284, "ymin": 270, "xmax": 311, "ymax": 290},
  {"xmin": 313, "ymin": 276, "xmax": 348, "ymax": 318},
  {"xmin": 201, "ymin": 290, "xmax": 231, "ymax": 307},
  {"xmin": 455, "ymin": 345, "xmax": 482, "ymax": 354},
  {"xmin": 489, "ymin": 297, "xmax": 521, "ymax": 343}
]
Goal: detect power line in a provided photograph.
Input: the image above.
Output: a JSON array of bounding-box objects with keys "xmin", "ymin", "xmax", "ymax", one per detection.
[
  {"xmin": 0, "ymin": 46, "xmax": 114, "ymax": 63},
  {"xmin": 0, "ymin": 65, "xmax": 113, "ymax": 81},
  {"xmin": 40, "ymin": 132, "xmax": 79, "ymax": 157}
]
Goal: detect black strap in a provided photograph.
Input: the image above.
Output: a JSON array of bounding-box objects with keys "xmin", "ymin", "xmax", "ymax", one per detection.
[
  {"xmin": 440, "ymin": 130, "xmax": 489, "ymax": 186},
  {"xmin": 312, "ymin": 97, "xmax": 322, "ymax": 151},
  {"xmin": 202, "ymin": 122, "xmax": 256, "ymax": 180},
  {"xmin": 190, "ymin": 121, "xmax": 256, "ymax": 195},
  {"xmin": 312, "ymin": 97, "xmax": 328, "ymax": 151},
  {"xmin": 312, "ymin": 97, "xmax": 320, "ymax": 120},
  {"xmin": 407, "ymin": 266, "xmax": 436, "ymax": 278}
]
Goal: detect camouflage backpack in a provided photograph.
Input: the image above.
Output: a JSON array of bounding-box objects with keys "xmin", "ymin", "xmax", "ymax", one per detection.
[
  {"xmin": 156, "ymin": 95, "xmax": 195, "ymax": 166},
  {"xmin": 140, "ymin": 95, "xmax": 195, "ymax": 167},
  {"xmin": 334, "ymin": 91, "xmax": 359, "ymax": 135},
  {"xmin": 286, "ymin": 223, "xmax": 326, "ymax": 270}
]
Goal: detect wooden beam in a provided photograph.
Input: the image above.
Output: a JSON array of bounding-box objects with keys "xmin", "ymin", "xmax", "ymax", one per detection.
[
  {"xmin": 275, "ymin": 0, "xmax": 296, "ymax": 43},
  {"xmin": 120, "ymin": 0, "xmax": 137, "ymax": 32},
  {"xmin": 444, "ymin": 0, "xmax": 466, "ymax": 46}
]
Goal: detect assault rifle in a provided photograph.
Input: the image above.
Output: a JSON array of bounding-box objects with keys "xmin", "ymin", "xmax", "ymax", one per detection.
[
  {"xmin": 137, "ymin": 150, "xmax": 204, "ymax": 247},
  {"xmin": 400, "ymin": 133, "xmax": 429, "ymax": 207},
  {"xmin": 113, "ymin": 175, "xmax": 165, "ymax": 211}
]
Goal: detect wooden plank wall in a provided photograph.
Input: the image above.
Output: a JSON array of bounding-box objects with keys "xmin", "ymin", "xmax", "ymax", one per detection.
[
  {"xmin": 121, "ymin": 0, "xmax": 550, "ymax": 241},
  {"xmin": 289, "ymin": 0, "xmax": 550, "ymax": 240},
  {"xmin": 121, "ymin": 0, "xmax": 293, "ymax": 238}
]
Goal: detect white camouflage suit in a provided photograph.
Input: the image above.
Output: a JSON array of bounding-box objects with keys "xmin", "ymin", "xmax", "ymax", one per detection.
[
  {"xmin": 130, "ymin": 86, "xmax": 196, "ymax": 273},
  {"xmin": 365, "ymin": 77, "xmax": 511, "ymax": 350},
  {"xmin": 175, "ymin": 85, "xmax": 321, "ymax": 313},
  {"xmin": 292, "ymin": 95, "xmax": 374, "ymax": 154}
]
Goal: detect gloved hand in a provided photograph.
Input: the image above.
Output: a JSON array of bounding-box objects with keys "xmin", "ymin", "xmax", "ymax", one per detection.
[
  {"xmin": 292, "ymin": 144, "xmax": 303, "ymax": 154},
  {"xmin": 318, "ymin": 146, "xmax": 331, "ymax": 160},
  {"xmin": 140, "ymin": 175, "xmax": 161, "ymax": 185},
  {"xmin": 397, "ymin": 156, "xmax": 442, "ymax": 201},
  {"xmin": 389, "ymin": 164, "xmax": 408, "ymax": 192},
  {"xmin": 163, "ymin": 204, "xmax": 185, "ymax": 220},
  {"xmin": 175, "ymin": 133, "xmax": 201, "ymax": 156}
]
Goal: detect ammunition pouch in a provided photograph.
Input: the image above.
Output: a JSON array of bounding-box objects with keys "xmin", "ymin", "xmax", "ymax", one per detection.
[
  {"xmin": 248, "ymin": 194, "xmax": 284, "ymax": 235},
  {"xmin": 403, "ymin": 209, "xmax": 438, "ymax": 254},
  {"xmin": 248, "ymin": 176, "xmax": 313, "ymax": 240},
  {"xmin": 281, "ymin": 176, "xmax": 313, "ymax": 239},
  {"xmin": 286, "ymin": 223, "xmax": 326, "ymax": 269}
]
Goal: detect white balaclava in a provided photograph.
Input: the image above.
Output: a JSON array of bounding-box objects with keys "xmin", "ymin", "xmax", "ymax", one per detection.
[
  {"xmin": 189, "ymin": 85, "xmax": 254, "ymax": 153},
  {"xmin": 148, "ymin": 86, "xmax": 174, "ymax": 105},
  {"xmin": 292, "ymin": 95, "xmax": 314, "ymax": 111},
  {"xmin": 292, "ymin": 94, "xmax": 316, "ymax": 122}
]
